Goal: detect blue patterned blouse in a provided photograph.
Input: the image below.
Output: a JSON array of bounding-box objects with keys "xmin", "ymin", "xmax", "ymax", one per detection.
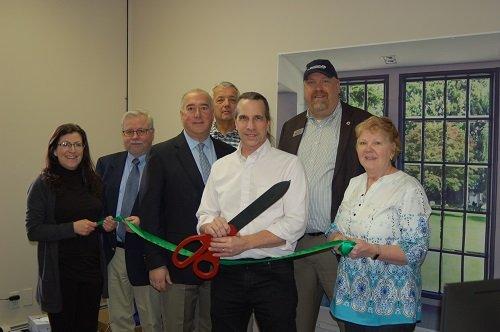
[{"xmin": 326, "ymin": 171, "xmax": 431, "ymax": 326}]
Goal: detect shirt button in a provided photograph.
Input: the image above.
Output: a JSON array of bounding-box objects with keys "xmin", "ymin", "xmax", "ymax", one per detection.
[
  {"xmin": 353, "ymin": 213, "xmax": 356, "ymax": 216},
  {"xmin": 358, "ymin": 204, "xmax": 362, "ymax": 206}
]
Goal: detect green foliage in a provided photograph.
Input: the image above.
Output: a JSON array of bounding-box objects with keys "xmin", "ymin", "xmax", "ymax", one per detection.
[
  {"xmin": 424, "ymin": 121, "xmax": 443, "ymax": 161},
  {"xmin": 425, "ymin": 80, "xmax": 444, "ymax": 117},
  {"xmin": 349, "ymin": 84, "xmax": 365, "ymax": 109},
  {"xmin": 423, "ymin": 166, "xmax": 442, "ymax": 205},
  {"xmin": 367, "ymin": 83, "xmax": 384, "ymax": 116},
  {"xmin": 469, "ymin": 121, "xmax": 489, "ymax": 163},
  {"xmin": 405, "ymin": 81, "xmax": 422, "ymax": 117},
  {"xmin": 405, "ymin": 121, "xmax": 422, "ymax": 161},
  {"xmin": 470, "ymin": 78, "xmax": 490, "ymax": 116},
  {"xmin": 445, "ymin": 122, "xmax": 465, "ymax": 162},
  {"xmin": 446, "ymin": 79, "xmax": 466, "ymax": 116}
]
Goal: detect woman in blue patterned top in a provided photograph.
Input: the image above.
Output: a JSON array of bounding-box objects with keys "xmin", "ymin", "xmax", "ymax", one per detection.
[{"xmin": 327, "ymin": 116, "xmax": 431, "ymax": 332}]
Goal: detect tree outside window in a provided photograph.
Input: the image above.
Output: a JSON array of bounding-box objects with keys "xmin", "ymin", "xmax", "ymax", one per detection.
[{"xmin": 402, "ymin": 73, "xmax": 493, "ymax": 296}]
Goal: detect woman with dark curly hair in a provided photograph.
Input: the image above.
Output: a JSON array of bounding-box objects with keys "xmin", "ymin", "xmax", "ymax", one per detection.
[{"xmin": 26, "ymin": 123, "xmax": 115, "ymax": 331}]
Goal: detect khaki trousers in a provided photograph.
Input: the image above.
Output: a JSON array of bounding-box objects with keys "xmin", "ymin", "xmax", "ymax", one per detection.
[
  {"xmin": 294, "ymin": 234, "xmax": 344, "ymax": 332},
  {"xmin": 161, "ymin": 281, "xmax": 211, "ymax": 332},
  {"xmin": 108, "ymin": 247, "xmax": 164, "ymax": 332}
]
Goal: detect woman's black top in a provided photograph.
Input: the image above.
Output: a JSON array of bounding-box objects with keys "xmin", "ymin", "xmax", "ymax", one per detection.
[{"xmin": 54, "ymin": 165, "xmax": 103, "ymax": 282}]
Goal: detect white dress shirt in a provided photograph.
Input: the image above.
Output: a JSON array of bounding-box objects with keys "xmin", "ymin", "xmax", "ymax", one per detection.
[{"xmin": 196, "ymin": 140, "xmax": 308, "ymax": 259}]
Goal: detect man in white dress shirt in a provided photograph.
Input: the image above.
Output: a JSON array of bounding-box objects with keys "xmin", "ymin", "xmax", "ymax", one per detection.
[{"xmin": 197, "ymin": 92, "xmax": 307, "ymax": 331}]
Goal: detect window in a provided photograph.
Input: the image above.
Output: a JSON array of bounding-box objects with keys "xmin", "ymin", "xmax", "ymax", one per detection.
[
  {"xmin": 340, "ymin": 76, "xmax": 388, "ymax": 116},
  {"xmin": 401, "ymin": 70, "xmax": 495, "ymax": 296}
]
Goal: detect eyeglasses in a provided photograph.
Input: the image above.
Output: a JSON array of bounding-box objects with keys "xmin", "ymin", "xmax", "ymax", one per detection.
[
  {"xmin": 58, "ymin": 141, "xmax": 84, "ymax": 150},
  {"xmin": 122, "ymin": 128, "xmax": 153, "ymax": 137}
]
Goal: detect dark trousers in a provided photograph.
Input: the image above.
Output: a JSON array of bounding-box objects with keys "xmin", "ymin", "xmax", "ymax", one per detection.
[
  {"xmin": 344, "ymin": 321, "xmax": 416, "ymax": 332},
  {"xmin": 48, "ymin": 275, "xmax": 102, "ymax": 332},
  {"xmin": 211, "ymin": 260, "xmax": 297, "ymax": 332}
]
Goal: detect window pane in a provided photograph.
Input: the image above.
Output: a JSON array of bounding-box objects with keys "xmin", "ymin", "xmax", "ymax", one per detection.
[
  {"xmin": 446, "ymin": 79, "xmax": 466, "ymax": 117},
  {"xmin": 404, "ymin": 163, "xmax": 421, "ymax": 181},
  {"xmin": 349, "ymin": 84, "xmax": 365, "ymax": 109},
  {"xmin": 423, "ymin": 165, "xmax": 442, "ymax": 209},
  {"xmin": 464, "ymin": 256, "xmax": 485, "ymax": 282},
  {"xmin": 429, "ymin": 210, "xmax": 441, "ymax": 250},
  {"xmin": 422, "ymin": 251, "xmax": 440, "ymax": 292},
  {"xmin": 444, "ymin": 165, "xmax": 465, "ymax": 209},
  {"xmin": 425, "ymin": 80, "xmax": 445, "ymax": 117},
  {"xmin": 465, "ymin": 213, "xmax": 486, "ymax": 254},
  {"xmin": 340, "ymin": 85, "xmax": 348, "ymax": 103},
  {"xmin": 442, "ymin": 211, "xmax": 463, "ymax": 251},
  {"xmin": 404, "ymin": 121, "xmax": 422, "ymax": 161},
  {"xmin": 424, "ymin": 121, "xmax": 443, "ymax": 162},
  {"xmin": 405, "ymin": 81, "xmax": 423, "ymax": 118},
  {"xmin": 468, "ymin": 120, "xmax": 489, "ymax": 163},
  {"xmin": 467, "ymin": 166, "xmax": 488, "ymax": 213},
  {"xmin": 445, "ymin": 121, "xmax": 465, "ymax": 162},
  {"xmin": 469, "ymin": 78, "xmax": 490, "ymax": 116},
  {"xmin": 441, "ymin": 253, "xmax": 461, "ymax": 291},
  {"xmin": 367, "ymin": 83, "xmax": 384, "ymax": 116}
]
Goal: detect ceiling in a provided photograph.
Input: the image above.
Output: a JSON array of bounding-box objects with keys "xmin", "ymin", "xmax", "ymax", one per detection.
[{"xmin": 280, "ymin": 32, "xmax": 500, "ymax": 74}]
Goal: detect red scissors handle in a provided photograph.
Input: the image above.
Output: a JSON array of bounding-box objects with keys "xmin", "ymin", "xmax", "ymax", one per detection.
[{"xmin": 172, "ymin": 225, "xmax": 238, "ymax": 280}]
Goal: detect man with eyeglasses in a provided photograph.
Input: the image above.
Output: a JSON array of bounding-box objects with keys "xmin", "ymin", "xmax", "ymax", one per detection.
[
  {"xmin": 279, "ymin": 59, "xmax": 370, "ymax": 332},
  {"xmin": 96, "ymin": 110, "xmax": 163, "ymax": 332},
  {"xmin": 141, "ymin": 89, "xmax": 235, "ymax": 331},
  {"xmin": 210, "ymin": 81, "xmax": 240, "ymax": 148}
]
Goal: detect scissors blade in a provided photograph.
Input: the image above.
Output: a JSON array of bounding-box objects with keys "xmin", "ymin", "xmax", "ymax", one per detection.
[{"xmin": 229, "ymin": 180, "xmax": 290, "ymax": 231}]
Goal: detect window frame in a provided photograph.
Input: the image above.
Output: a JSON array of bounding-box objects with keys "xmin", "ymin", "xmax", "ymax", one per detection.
[
  {"xmin": 340, "ymin": 74, "xmax": 389, "ymax": 116},
  {"xmin": 398, "ymin": 68, "xmax": 499, "ymax": 299}
]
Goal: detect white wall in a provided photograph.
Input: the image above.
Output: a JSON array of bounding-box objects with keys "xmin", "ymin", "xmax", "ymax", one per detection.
[
  {"xmin": 128, "ymin": 0, "xmax": 500, "ymax": 140},
  {"xmin": 0, "ymin": 0, "xmax": 126, "ymax": 326}
]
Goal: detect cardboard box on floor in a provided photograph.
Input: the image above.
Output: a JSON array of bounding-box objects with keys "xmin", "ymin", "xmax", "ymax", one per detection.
[{"xmin": 98, "ymin": 307, "xmax": 142, "ymax": 332}]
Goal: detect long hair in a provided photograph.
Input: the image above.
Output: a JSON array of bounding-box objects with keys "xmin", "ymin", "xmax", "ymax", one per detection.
[
  {"xmin": 236, "ymin": 91, "xmax": 275, "ymax": 145},
  {"xmin": 42, "ymin": 123, "xmax": 101, "ymax": 196}
]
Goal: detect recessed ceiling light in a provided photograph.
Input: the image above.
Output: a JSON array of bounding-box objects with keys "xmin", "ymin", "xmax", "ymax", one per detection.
[{"xmin": 381, "ymin": 55, "xmax": 397, "ymax": 64}]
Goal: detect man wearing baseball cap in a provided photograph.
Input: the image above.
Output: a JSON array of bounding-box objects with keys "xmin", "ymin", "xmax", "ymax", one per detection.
[{"xmin": 279, "ymin": 59, "xmax": 371, "ymax": 332}]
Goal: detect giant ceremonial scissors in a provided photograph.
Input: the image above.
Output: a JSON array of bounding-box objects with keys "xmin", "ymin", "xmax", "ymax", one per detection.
[{"xmin": 172, "ymin": 180, "xmax": 291, "ymax": 279}]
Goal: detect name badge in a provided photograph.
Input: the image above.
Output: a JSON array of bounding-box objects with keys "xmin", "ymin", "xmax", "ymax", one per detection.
[{"xmin": 293, "ymin": 128, "xmax": 304, "ymax": 137}]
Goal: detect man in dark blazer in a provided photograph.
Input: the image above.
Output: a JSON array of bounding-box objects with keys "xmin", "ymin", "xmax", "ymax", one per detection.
[
  {"xmin": 279, "ymin": 59, "xmax": 371, "ymax": 332},
  {"xmin": 96, "ymin": 110, "xmax": 163, "ymax": 332},
  {"xmin": 141, "ymin": 89, "xmax": 235, "ymax": 332}
]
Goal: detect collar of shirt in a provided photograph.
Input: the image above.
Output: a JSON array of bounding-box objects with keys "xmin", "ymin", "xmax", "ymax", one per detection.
[
  {"xmin": 183, "ymin": 130, "xmax": 216, "ymax": 165},
  {"xmin": 126, "ymin": 152, "xmax": 147, "ymax": 167},
  {"xmin": 306, "ymin": 102, "xmax": 342, "ymax": 125},
  {"xmin": 236, "ymin": 139, "xmax": 271, "ymax": 163},
  {"xmin": 210, "ymin": 121, "xmax": 238, "ymax": 137}
]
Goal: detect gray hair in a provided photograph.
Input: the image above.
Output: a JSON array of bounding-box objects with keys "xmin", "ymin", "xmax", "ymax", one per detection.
[
  {"xmin": 180, "ymin": 88, "xmax": 213, "ymax": 110},
  {"xmin": 121, "ymin": 109, "xmax": 154, "ymax": 129},
  {"xmin": 212, "ymin": 81, "xmax": 240, "ymax": 98}
]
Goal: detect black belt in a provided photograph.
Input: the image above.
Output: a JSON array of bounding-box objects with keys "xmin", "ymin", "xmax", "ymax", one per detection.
[
  {"xmin": 306, "ymin": 232, "xmax": 324, "ymax": 236},
  {"xmin": 116, "ymin": 241, "xmax": 125, "ymax": 248}
]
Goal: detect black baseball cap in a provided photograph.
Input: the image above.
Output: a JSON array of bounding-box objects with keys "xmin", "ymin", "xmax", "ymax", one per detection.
[{"xmin": 303, "ymin": 59, "xmax": 338, "ymax": 80}]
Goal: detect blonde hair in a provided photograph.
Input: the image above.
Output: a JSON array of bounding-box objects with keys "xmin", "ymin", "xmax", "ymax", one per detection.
[{"xmin": 355, "ymin": 116, "xmax": 401, "ymax": 157}]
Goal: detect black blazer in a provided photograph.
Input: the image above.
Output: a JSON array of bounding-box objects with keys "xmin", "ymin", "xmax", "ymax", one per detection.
[
  {"xmin": 96, "ymin": 151, "xmax": 150, "ymax": 286},
  {"xmin": 141, "ymin": 133, "xmax": 235, "ymax": 285},
  {"xmin": 278, "ymin": 101, "xmax": 371, "ymax": 220}
]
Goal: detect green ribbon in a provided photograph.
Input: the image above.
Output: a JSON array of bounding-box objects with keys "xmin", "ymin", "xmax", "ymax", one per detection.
[{"xmin": 98, "ymin": 216, "xmax": 355, "ymax": 265}]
